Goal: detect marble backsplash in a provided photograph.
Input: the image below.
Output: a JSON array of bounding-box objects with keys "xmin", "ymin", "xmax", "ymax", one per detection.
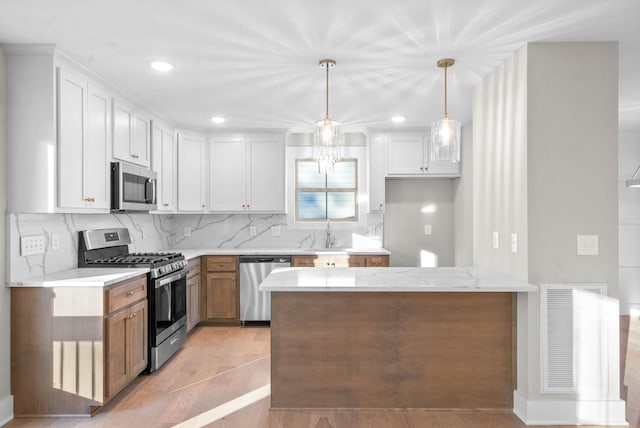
[{"xmin": 8, "ymin": 212, "xmax": 383, "ymax": 281}]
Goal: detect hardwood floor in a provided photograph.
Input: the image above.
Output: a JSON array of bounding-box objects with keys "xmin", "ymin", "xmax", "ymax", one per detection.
[{"xmin": 5, "ymin": 325, "xmax": 632, "ymax": 428}]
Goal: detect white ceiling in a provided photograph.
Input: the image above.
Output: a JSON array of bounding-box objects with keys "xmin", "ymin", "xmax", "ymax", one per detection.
[{"xmin": 1, "ymin": 0, "xmax": 639, "ymax": 132}]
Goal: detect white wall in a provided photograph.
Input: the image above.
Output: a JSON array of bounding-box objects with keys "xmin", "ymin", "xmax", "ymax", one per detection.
[
  {"xmin": 618, "ymin": 129, "xmax": 640, "ymax": 315},
  {"xmin": 0, "ymin": 45, "xmax": 14, "ymax": 426},
  {"xmin": 453, "ymin": 123, "xmax": 473, "ymax": 266}
]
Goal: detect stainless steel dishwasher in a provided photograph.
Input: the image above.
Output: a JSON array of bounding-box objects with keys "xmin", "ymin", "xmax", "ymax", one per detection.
[{"xmin": 239, "ymin": 255, "xmax": 291, "ymax": 324}]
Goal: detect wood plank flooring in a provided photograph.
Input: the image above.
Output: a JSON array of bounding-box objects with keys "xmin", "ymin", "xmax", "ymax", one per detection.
[{"xmin": 5, "ymin": 325, "xmax": 632, "ymax": 428}]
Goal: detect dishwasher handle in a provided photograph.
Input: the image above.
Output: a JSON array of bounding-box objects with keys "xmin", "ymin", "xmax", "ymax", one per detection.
[{"xmin": 239, "ymin": 255, "xmax": 291, "ymax": 264}]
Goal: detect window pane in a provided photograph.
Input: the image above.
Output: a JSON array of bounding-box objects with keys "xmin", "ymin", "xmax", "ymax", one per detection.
[
  {"xmin": 297, "ymin": 192, "xmax": 327, "ymax": 220},
  {"xmin": 327, "ymin": 160, "xmax": 356, "ymax": 188},
  {"xmin": 327, "ymin": 192, "xmax": 356, "ymax": 220},
  {"xmin": 297, "ymin": 161, "xmax": 326, "ymax": 189}
]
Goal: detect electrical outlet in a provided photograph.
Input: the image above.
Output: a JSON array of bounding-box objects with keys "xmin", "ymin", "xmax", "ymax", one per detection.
[
  {"xmin": 510, "ymin": 233, "xmax": 517, "ymax": 253},
  {"xmin": 424, "ymin": 225, "xmax": 432, "ymax": 235},
  {"xmin": 184, "ymin": 227, "xmax": 191, "ymax": 237},
  {"xmin": 249, "ymin": 226, "xmax": 257, "ymax": 236},
  {"xmin": 492, "ymin": 232, "xmax": 500, "ymax": 250},
  {"xmin": 271, "ymin": 226, "xmax": 281, "ymax": 237},
  {"xmin": 21, "ymin": 235, "xmax": 46, "ymax": 256}
]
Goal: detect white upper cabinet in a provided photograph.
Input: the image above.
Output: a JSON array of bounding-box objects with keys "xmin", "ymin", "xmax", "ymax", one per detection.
[
  {"xmin": 55, "ymin": 63, "xmax": 110, "ymax": 211},
  {"xmin": 386, "ymin": 132, "xmax": 460, "ymax": 177},
  {"xmin": 209, "ymin": 133, "xmax": 285, "ymax": 213},
  {"xmin": 177, "ymin": 131, "xmax": 208, "ymax": 212},
  {"xmin": 368, "ymin": 133, "xmax": 386, "ymax": 213},
  {"xmin": 112, "ymin": 99, "xmax": 150, "ymax": 167},
  {"xmin": 151, "ymin": 122, "xmax": 177, "ymax": 211}
]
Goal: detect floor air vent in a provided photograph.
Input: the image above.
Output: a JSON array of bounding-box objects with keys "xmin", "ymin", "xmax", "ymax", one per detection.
[{"xmin": 540, "ymin": 283, "xmax": 607, "ymax": 394}]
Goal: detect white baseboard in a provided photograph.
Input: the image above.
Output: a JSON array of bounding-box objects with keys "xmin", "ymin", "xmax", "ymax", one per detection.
[
  {"xmin": 513, "ymin": 390, "xmax": 627, "ymax": 426},
  {"xmin": 0, "ymin": 395, "xmax": 13, "ymax": 427}
]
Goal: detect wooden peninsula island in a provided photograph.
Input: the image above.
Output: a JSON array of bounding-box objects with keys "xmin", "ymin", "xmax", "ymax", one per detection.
[{"xmin": 259, "ymin": 267, "xmax": 537, "ymax": 410}]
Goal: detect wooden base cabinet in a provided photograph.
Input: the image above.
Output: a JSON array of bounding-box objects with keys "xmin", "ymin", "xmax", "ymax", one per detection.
[
  {"xmin": 291, "ymin": 254, "xmax": 389, "ymax": 268},
  {"xmin": 201, "ymin": 256, "xmax": 239, "ymax": 324},
  {"xmin": 186, "ymin": 257, "xmax": 201, "ymax": 332},
  {"xmin": 11, "ymin": 274, "xmax": 148, "ymax": 416}
]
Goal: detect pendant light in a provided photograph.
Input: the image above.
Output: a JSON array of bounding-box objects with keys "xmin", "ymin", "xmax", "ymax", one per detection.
[
  {"xmin": 314, "ymin": 59, "xmax": 340, "ymax": 173},
  {"xmin": 430, "ymin": 58, "xmax": 461, "ymax": 163}
]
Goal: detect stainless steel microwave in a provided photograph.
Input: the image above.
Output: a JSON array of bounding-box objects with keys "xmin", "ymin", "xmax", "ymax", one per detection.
[{"xmin": 110, "ymin": 162, "xmax": 157, "ymax": 212}]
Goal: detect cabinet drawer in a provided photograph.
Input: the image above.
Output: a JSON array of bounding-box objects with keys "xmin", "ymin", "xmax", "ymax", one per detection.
[
  {"xmin": 367, "ymin": 256, "xmax": 389, "ymax": 267},
  {"xmin": 106, "ymin": 275, "xmax": 147, "ymax": 314},
  {"xmin": 206, "ymin": 256, "xmax": 237, "ymax": 272}
]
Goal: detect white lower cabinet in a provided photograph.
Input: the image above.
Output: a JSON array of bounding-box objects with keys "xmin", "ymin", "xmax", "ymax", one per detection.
[
  {"xmin": 57, "ymin": 65, "xmax": 110, "ymax": 211},
  {"xmin": 209, "ymin": 133, "xmax": 285, "ymax": 212},
  {"xmin": 177, "ymin": 131, "xmax": 208, "ymax": 211}
]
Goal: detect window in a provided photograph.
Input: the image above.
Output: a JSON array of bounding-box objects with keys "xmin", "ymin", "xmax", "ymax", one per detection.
[{"xmin": 295, "ymin": 159, "xmax": 358, "ymax": 221}]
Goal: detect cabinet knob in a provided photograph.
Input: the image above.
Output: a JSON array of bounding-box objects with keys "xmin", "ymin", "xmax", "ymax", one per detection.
[
  {"xmin": 242, "ymin": 204, "xmax": 246, "ymax": 208},
  {"xmin": 219, "ymin": 262, "xmax": 224, "ymax": 266},
  {"xmin": 379, "ymin": 204, "xmax": 383, "ymax": 209},
  {"xmin": 420, "ymin": 167, "xmax": 424, "ymax": 171},
  {"xmin": 163, "ymin": 203, "xmax": 169, "ymax": 207},
  {"xmin": 127, "ymin": 291, "xmax": 134, "ymax": 296},
  {"xmin": 129, "ymin": 313, "xmax": 137, "ymax": 319},
  {"xmin": 201, "ymin": 204, "xmax": 205, "ymax": 208}
]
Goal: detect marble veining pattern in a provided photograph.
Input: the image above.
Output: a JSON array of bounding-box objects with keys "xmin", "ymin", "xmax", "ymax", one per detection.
[{"xmin": 8, "ymin": 213, "xmax": 383, "ymax": 282}]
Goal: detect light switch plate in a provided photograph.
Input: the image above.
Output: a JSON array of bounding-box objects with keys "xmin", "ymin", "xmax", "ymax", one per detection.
[
  {"xmin": 492, "ymin": 232, "xmax": 499, "ymax": 250},
  {"xmin": 424, "ymin": 225, "xmax": 432, "ymax": 235},
  {"xmin": 51, "ymin": 233, "xmax": 60, "ymax": 250},
  {"xmin": 184, "ymin": 227, "xmax": 191, "ymax": 237},
  {"xmin": 510, "ymin": 233, "xmax": 518, "ymax": 253},
  {"xmin": 21, "ymin": 235, "xmax": 46, "ymax": 256},
  {"xmin": 271, "ymin": 226, "xmax": 281, "ymax": 237},
  {"xmin": 577, "ymin": 234, "xmax": 599, "ymax": 255},
  {"xmin": 249, "ymin": 226, "xmax": 257, "ymax": 236}
]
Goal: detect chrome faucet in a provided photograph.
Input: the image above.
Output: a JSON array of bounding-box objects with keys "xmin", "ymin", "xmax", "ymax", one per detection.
[{"xmin": 325, "ymin": 219, "xmax": 335, "ymax": 248}]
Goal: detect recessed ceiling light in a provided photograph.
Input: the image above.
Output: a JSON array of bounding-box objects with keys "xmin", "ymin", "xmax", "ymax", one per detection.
[
  {"xmin": 149, "ymin": 60, "xmax": 174, "ymax": 72},
  {"xmin": 210, "ymin": 116, "xmax": 226, "ymax": 124},
  {"xmin": 391, "ymin": 116, "xmax": 406, "ymax": 124}
]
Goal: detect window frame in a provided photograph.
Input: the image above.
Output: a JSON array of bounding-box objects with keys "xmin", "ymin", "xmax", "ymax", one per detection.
[{"xmin": 294, "ymin": 158, "xmax": 359, "ymax": 222}]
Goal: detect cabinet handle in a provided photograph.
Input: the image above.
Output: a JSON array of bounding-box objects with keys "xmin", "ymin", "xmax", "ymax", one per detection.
[
  {"xmin": 231, "ymin": 277, "xmax": 235, "ymax": 281},
  {"xmin": 129, "ymin": 313, "xmax": 136, "ymax": 319},
  {"xmin": 379, "ymin": 204, "xmax": 383, "ymax": 209},
  {"xmin": 131, "ymin": 154, "xmax": 139, "ymax": 159},
  {"xmin": 331, "ymin": 263, "xmax": 336, "ymax": 267},
  {"xmin": 84, "ymin": 197, "xmax": 95, "ymax": 202},
  {"xmin": 163, "ymin": 203, "xmax": 169, "ymax": 207},
  {"xmin": 127, "ymin": 291, "xmax": 134, "ymax": 296}
]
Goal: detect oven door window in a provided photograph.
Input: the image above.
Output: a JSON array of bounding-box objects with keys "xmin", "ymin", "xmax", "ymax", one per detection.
[{"xmin": 155, "ymin": 274, "xmax": 187, "ymax": 339}]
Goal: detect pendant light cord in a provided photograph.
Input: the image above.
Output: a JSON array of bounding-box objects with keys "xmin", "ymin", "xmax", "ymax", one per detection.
[
  {"xmin": 443, "ymin": 65, "xmax": 448, "ymax": 119},
  {"xmin": 325, "ymin": 63, "xmax": 330, "ymax": 120}
]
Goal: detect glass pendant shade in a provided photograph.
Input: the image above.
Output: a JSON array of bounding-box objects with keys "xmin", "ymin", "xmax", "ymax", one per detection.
[
  {"xmin": 430, "ymin": 58, "xmax": 460, "ymax": 163},
  {"xmin": 314, "ymin": 117, "xmax": 341, "ymax": 173},
  {"xmin": 313, "ymin": 59, "xmax": 340, "ymax": 173},
  {"xmin": 430, "ymin": 116, "xmax": 460, "ymax": 162}
]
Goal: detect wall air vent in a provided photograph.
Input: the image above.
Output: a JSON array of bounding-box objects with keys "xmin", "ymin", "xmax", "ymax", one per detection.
[{"xmin": 540, "ymin": 283, "xmax": 608, "ymax": 394}]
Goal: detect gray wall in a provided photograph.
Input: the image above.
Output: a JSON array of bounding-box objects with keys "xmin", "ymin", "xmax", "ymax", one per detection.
[
  {"xmin": 453, "ymin": 123, "xmax": 473, "ymax": 266},
  {"xmin": 0, "ymin": 45, "xmax": 12, "ymax": 425},
  {"xmin": 473, "ymin": 42, "xmax": 620, "ymax": 407},
  {"xmin": 384, "ymin": 179, "xmax": 455, "ymax": 267}
]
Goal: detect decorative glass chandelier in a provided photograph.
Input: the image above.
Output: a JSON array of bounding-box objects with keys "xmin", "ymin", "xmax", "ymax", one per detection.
[
  {"xmin": 430, "ymin": 58, "xmax": 461, "ymax": 163},
  {"xmin": 314, "ymin": 59, "xmax": 341, "ymax": 173}
]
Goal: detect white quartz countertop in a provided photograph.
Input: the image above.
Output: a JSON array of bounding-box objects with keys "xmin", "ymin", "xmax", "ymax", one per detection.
[
  {"xmin": 9, "ymin": 268, "xmax": 150, "ymax": 288},
  {"xmin": 177, "ymin": 247, "xmax": 390, "ymax": 260},
  {"xmin": 259, "ymin": 267, "xmax": 538, "ymax": 292}
]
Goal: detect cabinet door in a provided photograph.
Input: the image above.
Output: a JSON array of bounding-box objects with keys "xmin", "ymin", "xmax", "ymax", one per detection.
[
  {"xmin": 105, "ymin": 307, "xmax": 129, "ymax": 400},
  {"xmin": 366, "ymin": 255, "xmax": 389, "ymax": 267},
  {"xmin": 386, "ymin": 133, "xmax": 426, "ymax": 175},
  {"xmin": 85, "ymin": 84, "xmax": 111, "ymax": 209},
  {"xmin": 131, "ymin": 112, "xmax": 150, "ymax": 167},
  {"xmin": 187, "ymin": 275, "xmax": 201, "ymax": 331},
  {"xmin": 369, "ymin": 133, "xmax": 386, "ymax": 212},
  {"xmin": 205, "ymin": 272, "xmax": 238, "ymax": 320},
  {"xmin": 127, "ymin": 300, "xmax": 148, "ymax": 376},
  {"xmin": 57, "ymin": 66, "xmax": 87, "ymax": 209},
  {"xmin": 112, "ymin": 100, "xmax": 133, "ymax": 163},
  {"xmin": 177, "ymin": 132, "xmax": 208, "ymax": 211},
  {"xmin": 209, "ymin": 138, "xmax": 246, "ymax": 211},
  {"xmin": 248, "ymin": 137, "xmax": 285, "ymax": 212},
  {"xmin": 348, "ymin": 255, "xmax": 367, "ymax": 267},
  {"xmin": 152, "ymin": 124, "xmax": 176, "ymax": 211},
  {"xmin": 426, "ymin": 156, "xmax": 461, "ymax": 176}
]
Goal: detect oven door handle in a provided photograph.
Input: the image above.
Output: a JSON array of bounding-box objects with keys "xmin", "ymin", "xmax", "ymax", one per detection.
[{"xmin": 155, "ymin": 269, "xmax": 188, "ymax": 288}]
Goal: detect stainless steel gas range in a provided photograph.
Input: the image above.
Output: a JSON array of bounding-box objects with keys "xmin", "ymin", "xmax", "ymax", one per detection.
[{"xmin": 78, "ymin": 228, "xmax": 188, "ymax": 372}]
